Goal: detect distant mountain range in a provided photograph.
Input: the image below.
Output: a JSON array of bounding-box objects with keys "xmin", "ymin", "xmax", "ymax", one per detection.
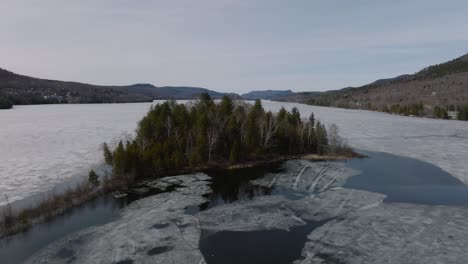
[
  {"xmin": 279, "ymin": 53, "xmax": 468, "ymax": 119},
  {"xmin": 2, "ymin": 52, "xmax": 468, "ymax": 118},
  {"xmin": 241, "ymin": 90, "xmax": 295, "ymax": 100},
  {"xmin": 114, "ymin": 84, "xmax": 239, "ymax": 100},
  {"xmin": 0, "ymin": 68, "xmax": 237, "ymax": 108}
]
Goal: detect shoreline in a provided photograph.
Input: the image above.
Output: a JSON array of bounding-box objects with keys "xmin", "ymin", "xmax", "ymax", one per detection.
[
  {"xmin": 0, "ymin": 152, "xmax": 359, "ymax": 239},
  {"xmin": 274, "ymin": 100, "xmax": 468, "ymax": 122}
]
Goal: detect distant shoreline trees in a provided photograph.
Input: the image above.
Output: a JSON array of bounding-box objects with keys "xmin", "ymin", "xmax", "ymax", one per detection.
[
  {"xmin": 382, "ymin": 103, "xmax": 468, "ymax": 121},
  {"xmin": 103, "ymin": 94, "xmax": 336, "ymax": 188},
  {"xmin": 0, "ymin": 95, "xmax": 12, "ymax": 109}
]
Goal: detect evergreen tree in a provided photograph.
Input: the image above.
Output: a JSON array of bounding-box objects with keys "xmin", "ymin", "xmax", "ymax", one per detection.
[
  {"xmin": 88, "ymin": 169, "xmax": 99, "ymax": 188},
  {"xmin": 219, "ymin": 96, "xmax": 234, "ymax": 116},
  {"xmin": 102, "ymin": 142, "xmax": 113, "ymax": 165},
  {"xmin": 0, "ymin": 96, "xmax": 12, "ymax": 109},
  {"xmin": 112, "ymin": 141, "xmax": 126, "ymax": 176},
  {"xmin": 315, "ymin": 121, "xmax": 328, "ymax": 154}
]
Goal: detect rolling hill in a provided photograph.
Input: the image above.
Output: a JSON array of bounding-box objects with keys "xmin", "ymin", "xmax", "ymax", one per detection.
[
  {"xmin": 280, "ymin": 53, "xmax": 468, "ymax": 120},
  {"xmin": 241, "ymin": 90, "xmax": 295, "ymax": 100},
  {"xmin": 0, "ymin": 67, "xmax": 237, "ymax": 108},
  {"xmin": 115, "ymin": 84, "xmax": 238, "ymax": 100}
]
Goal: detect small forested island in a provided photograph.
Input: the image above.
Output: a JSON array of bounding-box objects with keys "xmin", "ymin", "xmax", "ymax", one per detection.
[
  {"xmin": 1, "ymin": 94, "xmax": 353, "ymax": 238},
  {"xmin": 102, "ymin": 94, "xmax": 352, "ymax": 189}
]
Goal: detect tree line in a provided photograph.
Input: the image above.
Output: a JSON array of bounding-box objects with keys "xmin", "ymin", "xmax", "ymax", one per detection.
[
  {"xmin": 102, "ymin": 94, "xmax": 333, "ymax": 188},
  {"xmin": 432, "ymin": 104, "xmax": 468, "ymax": 120},
  {"xmin": 381, "ymin": 103, "xmax": 468, "ymax": 121}
]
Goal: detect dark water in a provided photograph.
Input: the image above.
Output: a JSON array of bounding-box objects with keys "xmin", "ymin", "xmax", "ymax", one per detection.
[
  {"xmin": 345, "ymin": 151, "xmax": 468, "ymax": 205},
  {"xmin": 0, "ymin": 189, "xmax": 160, "ymax": 264},
  {"xmin": 203, "ymin": 162, "xmax": 281, "ymax": 207},
  {"xmin": 200, "ymin": 164, "xmax": 325, "ymax": 264},
  {"xmin": 184, "ymin": 164, "xmax": 280, "ymax": 215},
  {"xmin": 0, "ymin": 196, "xmax": 122, "ymax": 264},
  {"xmin": 200, "ymin": 220, "xmax": 329, "ymax": 264},
  {"xmin": 2, "ymin": 152, "xmax": 467, "ymax": 263}
]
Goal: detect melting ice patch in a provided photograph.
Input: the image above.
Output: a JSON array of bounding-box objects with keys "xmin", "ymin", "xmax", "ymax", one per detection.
[{"xmin": 295, "ymin": 203, "xmax": 468, "ymax": 264}]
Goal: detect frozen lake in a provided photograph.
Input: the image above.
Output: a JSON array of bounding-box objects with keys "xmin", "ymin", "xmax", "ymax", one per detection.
[
  {"xmin": 0, "ymin": 102, "xmax": 153, "ymax": 207},
  {"xmin": 1, "ymin": 100, "xmax": 468, "ymax": 207}
]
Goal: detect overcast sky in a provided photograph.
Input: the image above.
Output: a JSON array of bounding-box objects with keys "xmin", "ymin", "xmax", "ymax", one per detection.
[{"xmin": 1, "ymin": 0, "xmax": 468, "ymax": 93}]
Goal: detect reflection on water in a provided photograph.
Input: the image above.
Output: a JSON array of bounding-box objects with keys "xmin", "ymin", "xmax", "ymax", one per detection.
[
  {"xmin": 200, "ymin": 220, "xmax": 329, "ymax": 264},
  {"xmin": 0, "ymin": 196, "xmax": 123, "ymax": 264},
  {"xmin": 203, "ymin": 162, "xmax": 281, "ymax": 208}
]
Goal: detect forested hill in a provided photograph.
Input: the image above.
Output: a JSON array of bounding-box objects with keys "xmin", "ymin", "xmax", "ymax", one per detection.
[
  {"xmin": 114, "ymin": 84, "xmax": 239, "ymax": 100},
  {"xmin": 241, "ymin": 90, "xmax": 295, "ymax": 100},
  {"xmin": 0, "ymin": 67, "xmax": 237, "ymax": 107},
  {"xmin": 0, "ymin": 68, "xmax": 152, "ymax": 106},
  {"xmin": 280, "ymin": 53, "xmax": 468, "ymax": 120}
]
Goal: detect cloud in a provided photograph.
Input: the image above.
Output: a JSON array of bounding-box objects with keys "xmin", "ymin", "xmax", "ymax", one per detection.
[{"xmin": 1, "ymin": 0, "xmax": 467, "ymax": 93}]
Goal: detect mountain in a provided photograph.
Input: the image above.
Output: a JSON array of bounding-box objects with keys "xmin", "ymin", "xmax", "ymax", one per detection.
[
  {"xmin": 115, "ymin": 84, "xmax": 239, "ymax": 100},
  {"xmin": 0, "ymin": 67, "xmax": 153, "ymax": 105},
  {"xmin": 241, "ymin": 90, "xmax": 295, "ymax": 100},
  {"xmin": 275, "ymin": 91, "xmax": 323, "ymax": 102},
  {"xmin": 0, "ymin": 68, "xmax": 238, "ymax": 107},
  {"xmin": 280, "ymin": 53, "xmax": 468, "ymax": 119},
  {"xmin": 367, "ymin": 74, "xmax": 410, "ymax": 86}
]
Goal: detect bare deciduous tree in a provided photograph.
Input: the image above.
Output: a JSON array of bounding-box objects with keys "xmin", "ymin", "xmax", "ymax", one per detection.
[
  {"xmin": 165, "ymin": 116, "xmax": 173, "ymax": 137},
  {"xmin": 259, "ymin": 112, "xmax": 278, "ymax": 148},
  {"xmin": 328, "ymin": 123, "xmax": 343, "ymax": 154},
  {"xmin": 206, "ymin": 111, "xmax": 225, "ymax": 161}
]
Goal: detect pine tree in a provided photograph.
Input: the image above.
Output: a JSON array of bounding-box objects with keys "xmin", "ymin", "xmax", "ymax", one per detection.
[
  {"xmin": 112, "ymin": 141, "xmax": 126, "ymax": 176},
  {"xmin": 219, "ymin": 96, "xmax": 234, "ymax": 116},
  {"xmin": 88, "ymin": 169, "xmax": 99, "ymax": 188},
  {"xmin": 102, "ymin": 142, "xmax": 113, "ymax": 165}
]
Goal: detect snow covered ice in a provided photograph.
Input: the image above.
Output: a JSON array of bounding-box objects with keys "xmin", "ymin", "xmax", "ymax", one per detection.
[
  {"xmin": 295, "ymin": 203, "xmax": 468, "ymax": 264},
  {"xmin": 251, "ymin": 160, "xmax": 361, "ymax": 193}
]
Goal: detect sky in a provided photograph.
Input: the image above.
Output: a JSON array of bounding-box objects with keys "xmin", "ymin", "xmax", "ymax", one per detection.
[{"xmin": 1, "ymin": 0, "xmax": 468, "ymax": 93}]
